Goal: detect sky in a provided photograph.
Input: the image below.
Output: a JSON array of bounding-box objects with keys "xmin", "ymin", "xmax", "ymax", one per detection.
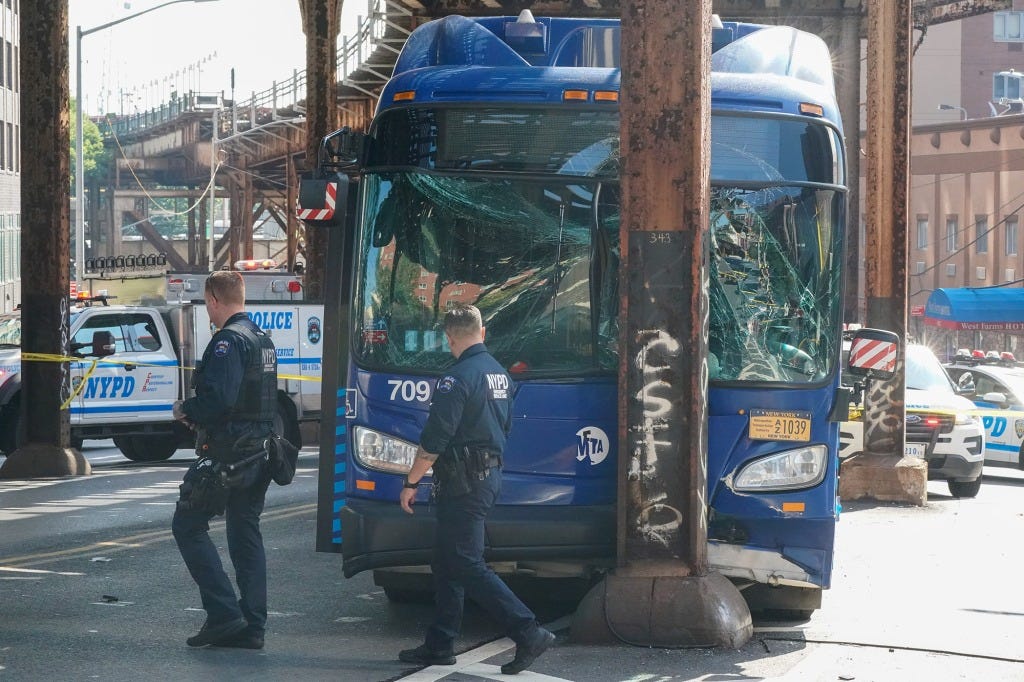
[{"xmin": 69, "ymin": 0, "xmax": 364, "ymax": 116}]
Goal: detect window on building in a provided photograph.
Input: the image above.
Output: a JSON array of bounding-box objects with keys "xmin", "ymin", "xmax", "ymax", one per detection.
[
  {"xmin": 5, "ymin": 42, "xmax": 11, "ymax": 90},
  {"xmin": 916, "ymin": 216, "xmax": 928, "ymax": 250},
  {"xmin": 995, "ymin": 11, "xmax": 1024, "ymax": 41},
  {"xmin": 6, "ymin": 123, "xmax": 12, "ymax": 172},
  {"xmin": 946, "ymin": 216, "xmax": 958, "ymax": 253},
  {"xmin": 976, "ymin": 216, "xmax": 989, "ymax": 254},
  {"xmin": 1007, "ymin": 216, "xmax": 1019, "ymax": 256}
]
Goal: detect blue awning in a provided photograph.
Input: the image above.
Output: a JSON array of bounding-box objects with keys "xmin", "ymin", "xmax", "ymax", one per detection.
[{"xmin": 924, "ymin": 288, "xmax": 1024, "ymax": 332}]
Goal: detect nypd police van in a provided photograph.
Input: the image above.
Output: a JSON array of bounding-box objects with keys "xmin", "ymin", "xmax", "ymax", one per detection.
[{"xmin": 0, "ymin": 295, "xmax": 323, "ymax": 461}]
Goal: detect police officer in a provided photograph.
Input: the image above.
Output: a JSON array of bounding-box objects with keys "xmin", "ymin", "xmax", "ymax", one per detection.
[
  {"xmin": 398, "ymin": 304, "xmax": 555, "ymax": 675},
  {"xmin": 171, "ymin": 271, "xmax": 276, "ymax": 650}
]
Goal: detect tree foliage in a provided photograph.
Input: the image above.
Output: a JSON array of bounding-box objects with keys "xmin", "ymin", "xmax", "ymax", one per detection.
[{"xmin": 70, "ymin": 100, "xmax": 111, "ymax": 188}]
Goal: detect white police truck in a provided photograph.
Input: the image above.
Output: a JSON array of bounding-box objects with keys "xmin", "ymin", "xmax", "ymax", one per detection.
[{"xmin": 0, "ymin": 288, "xmax": 323, "ymax": 461}]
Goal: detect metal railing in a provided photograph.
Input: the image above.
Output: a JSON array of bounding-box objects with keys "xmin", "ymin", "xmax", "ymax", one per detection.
[{"xmin": 103, "ymin": 0, "xmax": 410, "ymax": 139}]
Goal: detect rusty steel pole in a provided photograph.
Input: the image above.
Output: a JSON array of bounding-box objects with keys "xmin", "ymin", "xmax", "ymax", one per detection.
[
  {"xmin": 864, "ymin": 0, "xmax": 910, "ymax": 455},
  {"xmin": 844, "ymin": 0, "xmax": 926, "ymax": 505},
  {"xmin": 286, "ymin": 153, "xmax": 299, "ymax": 271},
  {"xmin": 299, "ymin": 0, "xmax": 341, "ymax": 302},
  {"xmin": 572, "ymin": 0, "xmax": 750, "ymax": 647},
  {"xmin": 0, "ymin": 0, "xmax": 90, "ymax": 478}
]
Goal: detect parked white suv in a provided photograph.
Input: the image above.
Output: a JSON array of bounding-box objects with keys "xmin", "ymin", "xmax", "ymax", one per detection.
[{"xmin": 840, "ymin": 343, "xmax": 985, "ymax": 498}]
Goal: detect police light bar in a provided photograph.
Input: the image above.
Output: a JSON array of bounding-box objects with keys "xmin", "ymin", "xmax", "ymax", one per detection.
[{"xmin": 234, "ymin": 259, "xmax": 277, "ymax": 271}]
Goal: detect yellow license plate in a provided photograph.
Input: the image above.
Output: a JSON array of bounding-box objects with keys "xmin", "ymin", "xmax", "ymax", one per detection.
[{"xmin": 748, "ymin": 409, "xmax": 812, "ymax": 442}]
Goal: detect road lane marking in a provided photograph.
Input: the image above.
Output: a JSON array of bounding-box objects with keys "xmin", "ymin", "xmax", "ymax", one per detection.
[
  {"xmin": 0, "ymin": 566, "xmax": 84, "ymax": 576},
  {"xmin": 398, "ymin": 616, "xmax": 572, "ymax": 682},
  {"xmin": 0, "ymin": 502, "xmax": 316, "ymax": 568}
]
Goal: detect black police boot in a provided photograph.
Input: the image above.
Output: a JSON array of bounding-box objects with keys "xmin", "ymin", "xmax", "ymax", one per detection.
[
  {"xmin": 186, "ymin": 618, "xmax": 247, "ymax": 647},
  {"xmin": 501, "ymin": 627, "xmax": 555, "ymax": 674},
  {"xmin": 216, "ymin": 625, "xmax": 265, "ymax": 650},
  {"xmin": 398, "ymin": 643, "xmax": 456, "ymax": 665}
]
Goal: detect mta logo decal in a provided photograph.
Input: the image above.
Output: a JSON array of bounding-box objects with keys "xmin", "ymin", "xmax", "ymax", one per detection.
[
  {"xmin": 83, "ymin": 376, "xmax": 136, "ymax": 399},
  {"xmin": 576, "ymin": 426, "xmax": 609, "ymax": 466}
]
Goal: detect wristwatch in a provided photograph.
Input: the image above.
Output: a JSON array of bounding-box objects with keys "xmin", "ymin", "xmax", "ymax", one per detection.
[{"xmin": 403, "ymin": 477, "xmax": 419, "ymax": 489}]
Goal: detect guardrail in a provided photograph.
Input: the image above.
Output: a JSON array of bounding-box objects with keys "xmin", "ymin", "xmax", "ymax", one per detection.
[{"xmin": 103, "ymin": 0, "xmax": 403, "ymax": 139}]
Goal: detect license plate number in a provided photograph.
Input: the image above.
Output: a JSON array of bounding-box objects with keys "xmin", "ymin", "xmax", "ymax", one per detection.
[
  {"xmin": 748, "ymin": 409, "xmax": 811, "ymax": 442},
  {"xmin": 905, "ymin": 443, "xmax": 927, "ymax": 458}
]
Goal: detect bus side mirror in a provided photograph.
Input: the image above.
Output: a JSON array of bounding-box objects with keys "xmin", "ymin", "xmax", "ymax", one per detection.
[
  {"xmin": 297, "ymin": 173, "xmax": 350, "ymax": 231},
  {"xmin": 845, "ymin": 328, "xmax": 900, "ymax": 382},
  {"xmin": 320, "ymin": 127, "xmax": 365, "ymax": 169}
]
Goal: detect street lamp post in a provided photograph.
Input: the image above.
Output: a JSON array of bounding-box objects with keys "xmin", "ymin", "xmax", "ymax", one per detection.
[
  {"xmin": 75, "ymin": 0, "xmax": 220, "ymax": 290},
  {"xmin": 937, "ymin": 103, "xmax": 968, "ymax": 121}
]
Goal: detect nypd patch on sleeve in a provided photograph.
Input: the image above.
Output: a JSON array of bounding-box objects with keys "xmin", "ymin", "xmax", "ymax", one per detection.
[
  {"xmin": 436, "ymin": 375, "xmax": 457, "ymax": 394},
  {"xmin": 214, "ymin": 339, "xmax": 231, "ymax": 357}
]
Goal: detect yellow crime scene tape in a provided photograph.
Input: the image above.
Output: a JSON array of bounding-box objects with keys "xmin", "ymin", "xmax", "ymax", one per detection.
[{"xmin": 18, "ymin": 352, "xmax": 320, "ymax": 411}]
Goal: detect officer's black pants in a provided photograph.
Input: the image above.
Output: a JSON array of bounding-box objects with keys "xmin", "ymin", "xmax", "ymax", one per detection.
[
  {"xmin": 425, "ymin": 468, "xmax": 538, "ymax": 652},
  {"xmin": 173, "ymin": 459, "xmax": 271, "ymax": 634}
]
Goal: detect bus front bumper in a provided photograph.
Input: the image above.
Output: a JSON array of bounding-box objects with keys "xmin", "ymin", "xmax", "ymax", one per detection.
[
  {"xmin": 338, "ymin": 498, "xmax": 823, "ymax": 589},
  {"xmin": 339, "ymin": 498, "xmax": 616, "ymax": 578}
]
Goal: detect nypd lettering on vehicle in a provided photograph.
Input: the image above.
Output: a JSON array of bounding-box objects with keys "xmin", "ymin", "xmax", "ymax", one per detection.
[
  {"xmin": 84, "ymin": 376, "xmax": 135, "ymax": 399},
  {"xmin": 248, "ymin": 310, "xmax": 293, "ymax": 330}
]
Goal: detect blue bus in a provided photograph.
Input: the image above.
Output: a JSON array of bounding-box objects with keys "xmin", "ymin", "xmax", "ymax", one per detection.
[{"xmin": 311, "ymin": 13, "xmax": 851, "ymax": 615}]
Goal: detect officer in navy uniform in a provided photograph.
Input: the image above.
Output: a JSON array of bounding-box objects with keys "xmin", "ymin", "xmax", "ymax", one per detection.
[
  {"xmin": 172, "ymin": 270, "xmax": 276, "ymax": 650},
  {"xmin": 398, "ymin": 304, "xmax": 555, "ymax": 675}
]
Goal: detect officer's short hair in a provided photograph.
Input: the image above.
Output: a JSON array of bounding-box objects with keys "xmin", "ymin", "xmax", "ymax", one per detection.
[
  {"xmin": 444, "ymin": 304, "xmax": 482, "ymax": 339},
  {"xmin": 205, "ymin": 270, "xmax": 245, "ymax": 306}
]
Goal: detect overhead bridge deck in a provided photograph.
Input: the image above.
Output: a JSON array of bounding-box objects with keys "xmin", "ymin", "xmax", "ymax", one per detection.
[{"xmin": 88, "ymin": 0, "xmax": 1005, "ymax": 274}]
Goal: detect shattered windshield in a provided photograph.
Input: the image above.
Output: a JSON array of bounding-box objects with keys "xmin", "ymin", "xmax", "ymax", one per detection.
[
  {"xmin": 708, "ymin": 186, "xmax": 842, "ymax": 383},
  {"xmin": 353, "ymin": 107, "xmax": 844, "ymax": 384},
  {"xmin": 354, "ymin": 173, "xmax": 619, "ymax": 377}
]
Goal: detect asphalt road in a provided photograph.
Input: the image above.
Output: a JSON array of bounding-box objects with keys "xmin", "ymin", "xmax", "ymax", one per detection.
[{"xmin": 2, "ymin": 443, "xmax": 1024, "ymax": 681}]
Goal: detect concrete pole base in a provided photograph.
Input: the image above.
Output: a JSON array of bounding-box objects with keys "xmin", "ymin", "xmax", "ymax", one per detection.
[
  {"xmin": 839, "ymin": 453, "xmax": 927, "ymax": 506},
  {"xmin": 0, "ymin": 443, "xmax": 91, "ymax": 479},
  {"xmin": 572, "ymin": 571, "xmax": 752, "ymax": 648}
]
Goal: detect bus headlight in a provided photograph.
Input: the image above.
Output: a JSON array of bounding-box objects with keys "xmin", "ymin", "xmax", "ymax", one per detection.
[
  {"xmin": 732, "ymin": 445, "xmax": 828, "ymax": 492},
  {"xmin": 354, "ymin": 427, "xmax": 419, "ymax": 474}
]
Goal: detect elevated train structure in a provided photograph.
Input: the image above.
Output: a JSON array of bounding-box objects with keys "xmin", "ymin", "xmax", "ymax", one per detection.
[{"xmin": 86, "ymin": 0, "xmax": 1006, "ymax": 276}]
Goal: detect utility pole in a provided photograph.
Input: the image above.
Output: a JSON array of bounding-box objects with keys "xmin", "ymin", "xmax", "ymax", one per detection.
[
  {"xmin": 298, "ymin": 0, "xmax": 341, "ymax": 302},
  {"xmin": 573, "ymin": 0, "xmax": 751, "ymax": 646},
  {"xmin": 0, "ymin": 0, "xmax": 90, "ymax": 478}
]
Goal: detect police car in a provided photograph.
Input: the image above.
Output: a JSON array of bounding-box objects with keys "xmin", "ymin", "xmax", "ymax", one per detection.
[
  {"xmin": 944, "ymin": 362, "xmax": 1024, "ymax": 469},
  {"xmin": 840, "ymin": 344, "xmax": 985, "ymax": 498}
]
